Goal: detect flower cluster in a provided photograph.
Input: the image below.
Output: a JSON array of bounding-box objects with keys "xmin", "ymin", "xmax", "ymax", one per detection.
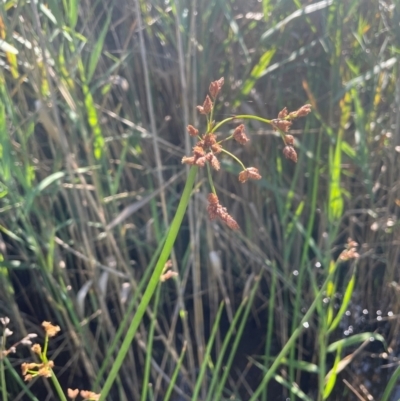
[
  {"xmin": 339, "ymin": 238, "xmax": 360, "ymax": 261},
  {"xmin": 272, "ymin": 104, "xmax": 312, "ymax": 162},
  {"xmin": 207, "ymin": 193, "xmax": 239, "ymax": 230},
  {"xmin": 182, "ymin": 77, "xmax": 311, "ymax": 230},
  {"xmin": 68, "ymin": 388, "xmax": 101, "ymax": 401},
  {"xmin": 1, "ymin": 317, "xmax": 38, "ymax": 360}
]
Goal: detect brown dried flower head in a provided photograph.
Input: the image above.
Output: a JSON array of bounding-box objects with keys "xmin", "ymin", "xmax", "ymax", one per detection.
[
  {"xmin": 209, "ymin": 77, "xmax": 224, "ymax": 98},
  {"xmin": 284, "ymin": 135, "xmax": 294, "ymax": 146},
  {"xmin": 31, "ymin": 343, "xmax": 41, "ymax": 355},
  {"xmin": 277, "ymin": 107, "xmax": 288, "ymax": 119},
  {"xmin": 207, "ymin": 153, "xmax": 220, "ymax": 171},
  {"xmin": 42, "ymin": 321, "xmax": 60, "ymax": 337},
  {"xmin": 272, "ymin": 119, "xmax": 292, "ymax": 133},
  {"xmin": 68, "ymin": 388, "xmax": 80, "ymax": 399},
  {"xmin": 203, "ymin": 133, "xmax": 217, "ymax": 148},
  {"xmin": 238, "ymin": 167, "xmax": 262, "ymax": 183},
  {"xmin": 206, "ymin": 193, "xmax": 239, "ymax": 230},
  {"xmin": 289, "ymin": 104, "xmax": 312, "ymax": 119},
  {"xmin": 187, "ymin": 125, "xmax": 199, "ymax": 137},
  {"xmin": 160, "ymin": 270, "xmax": 178, "ymax": 282},
  {"xmin": 197, "ymin": 95, "xmax": 213, "ymax": 115},
  {"xmin": 339, "ymin": 238, "xmax": 359, "ymax": 261},
  {"xmin": 80, "ymin": 390, "xmax": 101, "ymax": 400},
  {"xmin": 181, "ymin": 156, "xmax": 196, "ymax": 165},
  {"xmin": 283, "ymin": 146, "xmax": 298, "ymax": 163},
  {"xmin": 233, "ymin": 124, "xmax": 249, "ymax": 144}
]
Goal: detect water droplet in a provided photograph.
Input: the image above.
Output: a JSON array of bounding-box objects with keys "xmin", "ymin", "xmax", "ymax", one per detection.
[
  {"xmin": 345, "ymin": 311, "xmax": 351, "ymax": 316},
  {"xmin": 377, "ymin": 316, "xmax": 382, "ymax": 321},
  {"xmin": 369, "ymin": 337, "xmax": 375, "ymax": 342},
  {"xmin": 388, "ymin": 311, "xmax": 393, "ymax": 317},
  {"xmin": 293, "ymin": 270, "xmax": 299, "ymax": 276},
  {"xmin": 344, "ymin": 330, "xmax": 349, "ymax": 336},
  {"xmin": 315, "ymin": 262, "xmax": 321, "ymax": 268},
  {"xmin": 303, "ymin": 322, "xmax": 309, "ymax": 328},
  {"xmin": 323, "ymin": 297, "xmax": 329, "ymax": 304},
  {"xmin": 363, "ymin": 309, "xmax": 369, "ymax": 314},
  {"xmin": 377, "ymin": 310, "xmax": 382, "ymax": 315}
]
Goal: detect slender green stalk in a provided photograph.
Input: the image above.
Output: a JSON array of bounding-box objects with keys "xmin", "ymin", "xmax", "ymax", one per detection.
[
  {"xmin": 141, "ymin": 284, "xmax": 161, "ymax": 401},
  {"xmin": 163, "ymin": 342, "xmax": 187, "ymax": 401},
  {"xmin": 98, "ymin": 166, "xmax": 198, "ymax": 401},
  {"xmin": 0, "ymin": 341, "xmax": 6, "ymax": 401}
]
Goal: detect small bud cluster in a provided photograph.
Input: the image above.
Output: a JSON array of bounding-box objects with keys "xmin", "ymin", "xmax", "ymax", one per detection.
[
  {"xmin": 1, "ymin": 317, "xmax": 37, "ymax": 359},
  {"xmin": 207, "ymin": 193, "xmax": 239, "ymax": 230},
  {"xmin": 339, "ymin": 238, "xmax": 360, "ymax": 261},
  {"xmin": 68, "ymin": 388, "xmax": 101, "ymax": 400},
  {"xmin": 182, "ymin": 78, "xmax": 311, "ymax": 230},
  {"xmin": 272, "ymin": 104, "xmax": 312, "ymax": 162}
]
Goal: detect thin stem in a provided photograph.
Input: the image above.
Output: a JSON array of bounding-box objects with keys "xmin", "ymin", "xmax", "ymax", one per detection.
[
  {"xmin": 206, "ymin": 163, "xmax": 216, "ymax": 194},
  {"xmin": 221, "ymin": 149, "xmax": 246, "ymax": 170}
]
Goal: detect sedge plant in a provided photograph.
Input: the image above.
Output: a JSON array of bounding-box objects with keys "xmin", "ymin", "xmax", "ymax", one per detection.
[{"xmin": 97, "ymin": 78, "xmax": 312, "ymax": 400}]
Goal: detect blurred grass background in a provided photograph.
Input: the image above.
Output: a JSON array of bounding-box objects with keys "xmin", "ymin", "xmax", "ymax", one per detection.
[{"xmin": 0, "ymin": 0, "xmax": 399, "ymax": 400}]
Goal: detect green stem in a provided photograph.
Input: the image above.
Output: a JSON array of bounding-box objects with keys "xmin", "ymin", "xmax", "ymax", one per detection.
[
  {"xmin": 98, "ymin": 166, "xmax": 198, "ymax": 401},
  {"xmin": 212, "ymin": 115, "xmax": 273, "ymax": 133},
  {"xmin": 0, "ymin": 335, "xmax": 6, "ymax": 401},
  {"xmin": 221, "ymin": 149, "xmax": 246, "ymax": 170}
]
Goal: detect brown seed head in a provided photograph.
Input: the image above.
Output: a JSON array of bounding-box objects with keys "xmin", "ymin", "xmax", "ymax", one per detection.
[
  {"xmin": 203, "ymin": 133, "xmax": 217, "ymax": 148},
  {"xmin": 31, "ymin": 343, "xmax": 41, "ymax": 355},
  {"xmin": 211, "ymin": 143, "xmax": 222, "ymax": 154},
  {"xmin": 195, "ymin": 156, "xmax": 207, "ymax": 167},
  {"xmin": 284, "ymin": 135, "xmax": 294, "ymax": 146},
  {"xmin": 187, "ymin": 125, "xmax": 199, "ymax": 137},
  {"xmin": 181, "ymin": 156, "xmax": 196, "ymax": 165},
  {"xmin": 68, "ymin": 388, "xmax": 80, "ymax": 399},
  {"xmin": 42, "ymin": 321, "xmax": 60, "ymax": 337},
  {"xmin": 207, "ymin": 153, "xmax": 220, "ymax": 171},
  {"xmin": 207, "ymin": 193, "xmax": 219, "ymax": 205},
  {"xmin": 238, "ymin": 167, "xmax": 262, "ymax": 183},
  {"xmin": 277, "ymin": 107, "xmax": 288, "ymax": 119},
  {"xmin": 197, "ymin": 95, "xmax": 213, "ymax": 115},
  {"xmin": 209, "ymin": 77, "xmax": 224, "ymax": 98},
  {"xmin": 233, "ymin": 124, "xmax": 249, "ymax": 144},
  {"xmin": 192, "ymin": 146, "xmax": 205, "ymax": 157},
  {"xmin": 295, "ymin": 104, "xmax": 312, "ymax": 118},
  {"xmin": 80, "ymin": 390, "xmax": 101, "ymax": 400},
  {"xmin": 272, "ymin": 119, "xmax": 292, "ymax": 132},
  {"xmin": 283, "ymin": 146, "xmax": 298, "ymax": 163}
]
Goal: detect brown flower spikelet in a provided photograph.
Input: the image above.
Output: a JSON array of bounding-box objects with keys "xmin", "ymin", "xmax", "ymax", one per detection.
[
  {"xmin": 283, "ymin": 146, "xmax": 298, "ymax": 163},
  {"xmin": 272, "ymin": 119, "xmax": 292, "ymax": 132},
  {"xmin": 209, "ymin": 77, "xmax": 224, "ymax": 98},
  {"xmin": 233, "ymin": 124, "xmax": 249, "ymax": 144},
  {"xmin": 238, "ymin": 167, "xmax": 262, "ymax": 183},
  {"xmin": 289, "ymin": 104, "xmax": 312, "ymax": 119},
  {"xmin": 211, "ymin": 143, "xmax": 222, "ymax": 154},
  {"xmin": 181, "ymin": 156, "xmax": 196, "ymax": 165},
  {"xmin": 42, "ymin": 321, "xmax": 60, "ymax": 337},
  {"xmin": 197, "ymin": 95, "xmax": 213, "ymax": 114},
  {"xmin": 284, "ymin": 135, "xmax": 294, "ymax": 146},
  {"xmin": 207, "ymin": 153, "xmax": 220, "ymax": 171},
  {"xmin": 187, "ymin": 125, "xmax": 199, "ymax": 137},
  {"xmin": 68, "ymin": 388, "xmax": 80, "ymax": 399},
  {"xmin": 192, "ymin": 146, "xmax": 205, "ymax": 157},
  {"xmin": 206, "ymin": 193, "xmax": 239, "ymax": 230},
  {"xmin": 195, "ymin": 156, "xmax": 207, "ymax": 167},
  {"xmin": 277, "ymin": 107, "xmax": 288, "ymax": 119},
  {"xmin": 203, "ymin": 133, "xmax": 217, "ymax": 147}
]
